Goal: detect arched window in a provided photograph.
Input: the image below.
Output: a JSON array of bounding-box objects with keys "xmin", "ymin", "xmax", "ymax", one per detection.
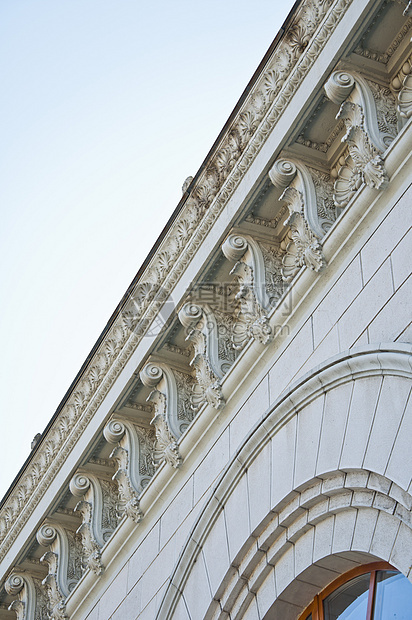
[{"xmin": 299, "ymin": 562, "xmax": 412, "ymax": 620}]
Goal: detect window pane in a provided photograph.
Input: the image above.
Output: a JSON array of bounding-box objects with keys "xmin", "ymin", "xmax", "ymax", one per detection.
[
  {"xmin": 373, "ymin": 570, "xmax": 412, "ymax": 619},
  {"xmin": 323, "ymin": 573, "xmax": 370, "ymax": 620}
]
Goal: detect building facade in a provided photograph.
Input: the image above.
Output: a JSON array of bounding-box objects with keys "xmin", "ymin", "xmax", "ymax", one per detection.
[{"xmin": 1, "ymin": 0, "xmax": 412, "ymax": 618}]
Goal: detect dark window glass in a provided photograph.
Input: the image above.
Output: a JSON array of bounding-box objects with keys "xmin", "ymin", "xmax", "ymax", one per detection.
[
  {"xmin": 373, "ymin": 570, "xmax": 412, "ymax": 619},
  {"xmin": 323, "ymin": 573, "xmax": 370, "ymax": 620}
]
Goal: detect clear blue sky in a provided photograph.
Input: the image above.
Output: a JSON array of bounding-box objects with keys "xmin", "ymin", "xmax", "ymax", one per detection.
[{"xmin": 0, "ymin": 0, "xmax": 295, "ymax": 499}]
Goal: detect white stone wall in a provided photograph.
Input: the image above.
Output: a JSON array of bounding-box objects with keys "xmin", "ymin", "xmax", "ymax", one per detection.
[{"xmin": 80, "ymin": 183, "xmax": 411, "ymax": 619}]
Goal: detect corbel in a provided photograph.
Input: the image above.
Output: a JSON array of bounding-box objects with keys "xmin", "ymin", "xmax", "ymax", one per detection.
[
  {"xmin": 69, "ymin": 470, "xmax": 119, "ymax": 575},
  {"xmin": 178, "ymin": 303, "xmax": 225, "ymax": 411},
  {"xmin": 324, "ymin": 70, "xmax": 391, "ymax": 208},
  {"xmin": 140, "ymin": 362, "xmax": 183, "ymax": 469},
  {"xmin": 36, "ymin": 520, "xmax": 83, "ymax": 620},
  {"xmin": 269, "ymin": 159, "xmax": 327, "ymax": 282},
  {"xmin": 5, "ymin": 572, "xmax": 48, "ymax": 620},
  {"xmin": 103, "ymin": 418, "xmax": 156, "ymax": 522},
  {"xmin": 221, "ymin": 234, "xmax": 276, "ymax": 348}
]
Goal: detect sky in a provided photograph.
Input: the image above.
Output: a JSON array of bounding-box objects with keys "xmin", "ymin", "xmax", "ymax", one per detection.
[{"xmin": 0, "ymin": 0, "xmax": 295, "ymax": 500}]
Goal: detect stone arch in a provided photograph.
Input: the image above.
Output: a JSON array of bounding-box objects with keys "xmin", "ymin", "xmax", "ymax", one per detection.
[{"xmin": 156, "ymin": 344, "xmax": 412, "ymax": 619}]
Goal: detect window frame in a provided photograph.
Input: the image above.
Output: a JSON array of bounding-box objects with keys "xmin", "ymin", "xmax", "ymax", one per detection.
[{"xmin": 298, "ymin": 561, "xmax": 396, "ymax": 620}]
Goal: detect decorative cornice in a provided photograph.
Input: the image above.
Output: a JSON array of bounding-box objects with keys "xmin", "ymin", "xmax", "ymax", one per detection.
[{"xmin": 0, "ymin": 0, "xmax": 353, "ymax": 563}]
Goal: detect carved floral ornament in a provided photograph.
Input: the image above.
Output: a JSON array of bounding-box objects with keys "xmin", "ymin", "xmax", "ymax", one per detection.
[
  {"xmin": 323, "ymin": 70, "xmax": 392, "ymax": 207},
  {"xmin": 0, "ymin": 0, "xmax": 358, "ymax": 561}
]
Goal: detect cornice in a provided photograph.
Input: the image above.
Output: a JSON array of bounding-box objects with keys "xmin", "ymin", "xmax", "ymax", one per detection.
[{"xmin": 0, "ymin": 0, "xmax": 354, "ymax": 564}]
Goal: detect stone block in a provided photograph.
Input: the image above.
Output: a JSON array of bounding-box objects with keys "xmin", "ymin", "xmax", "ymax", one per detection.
[
  {"xmin": 352, "ymin": 508, "xmax": 378, "ymax": 552},
  {"xmin": 299, "ymin": 325, "xmax": 340, "ymax": 378},
  {"xmin": 363, "ymin": 376, "xmax": 410, "ymax": 475},
  {"xmin": 368, "ymin": 275, "xmax": 412, "ymax": 343},
  {"xmin": 316, "ymin": 383, "xmax": 353, "ymax": 476},
  {"xmin": 360, "ymin": 190, "xmax": 410, "ymax": 285},
  {"xmin": 313, "ymin": 516, "xmax": 334, "ymax": 563},
  {"xmin": 385, "ymin": 393, "xmax": 412, "ymax": 489},
  {"xmin": 274, "ymin": 544, "xmax": 295, "ymax": 597},
  {"xmin": 224, "ymin": 474, "xmax": 252, "ymax": 565},
  {"xmin": 111, "ymin": 581, "xmax": 141, "ymax": 620},
  {"xmin": 370, "ymin": 511, "xmax": 400, "ymax": 560},
  {"xmin": 294, "ymin": 527, "xmax": 315, "ymax": 577},
  {"xmin": 332, "ymin": 509, "xmax": 357, "ymax": 553},
  {"xmin": 128, "ymin": 521, "xmax": 160, "ymax": 591},
  {"xmin": 391, "ymin": 226, "xmax": 412, "ymax": 290},
  {"xmin": 312, "ymin": 256, "xmax": 363, "ymax": 347},
  {"xmin": 85, "ymin": 606, "xmax": 99, "ymax": 620},
  {"xmin": 268, "ymin": 319, "xmax": 313, "ymax": 401},
  {"xmin": 255, "ymin": 569, "xmax": 277, "ymax": 619},
  {"xmin": 193, "ymin": 429, "xmax": 230, "ymax": 504},
  {"xmin": 202, "ymin": 511, "xmax": 230, "ymax": 597},
  {"xmin": 98, "ymin": 563, "xmax": 128, "ymax": 619},
  {"xmin": 172, "ymin": 595, "xmax": 191, "ymax": 620},
  {"xmin": 241, "ymin": 596, "xmax": 260, "ymax": 620},
  {"xmin": 280, "ymin": 577, "xmax": 319, "ymax": 609},
  {"xmin": 183, "ymin": 551, "xmax": 213, "ymax": 620},
  {"xmin": 247, "ymin": 442, "xmax": 272, "ymax": 535},
  {"xmin": 160, "ymin": 479, "xmax": 194, "ymax": 550},
  {"xmin": 139, "ymin": 538, "xmax": 175, "ymax": 611},
  {"xmin": 271, "ymin": 417, "xmax": 297, "ymax": 511},
  {"xmin": 338, "ymin": 259, "xmax": 394, "ymax": 349},
  {"xmin": 390, "ymin": 522, "xmax": 412, "ymax": 576},
  {"xmin": 294, "ymin": 395, "xmax": 325, "ymax": 489},
  {"xmin": 339, "ymin": 376, "xmax": 382, "ymax": 470},
  {"xmin": 229, "ymin": 377, "xmax": 270, "ymax": 457}
]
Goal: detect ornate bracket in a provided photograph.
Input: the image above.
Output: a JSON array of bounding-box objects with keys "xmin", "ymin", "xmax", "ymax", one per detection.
[
  {"xmin": 140, "ymin": 363, "xmax": 183, "ymax": 469},
  {"xmin": 5, "ymin": 572, "xmax": 48, "ymax": 620},
  {"xmin": 69, "ymin": 471, "xmax": 118, "ymax": 575},
  {"xmin": 36, "ymin": 521, "xmax": 82, "ymax": 620},
  {"xmin": 222, "ymin": 234, "xmax": 276, "ymax": 348},
  {"xmin": 269, "ymin": 159, "xmax": 327, "ymax": 281},
  {"xmin": 178, "ymin": 303, "xmax": 225, "ymax": 411},
  {"xmin": 103, "ymin": 419, "xmax": 156, "ymax": 522},
  {"xmin": 324, "ymin": 71, "xmax": 390, "ymax": 207}
]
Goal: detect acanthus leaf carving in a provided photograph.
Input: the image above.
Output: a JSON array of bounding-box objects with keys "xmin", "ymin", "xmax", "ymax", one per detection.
[
  {"xmin": 5, "ymin": 572, "xmax": 48, "ymax": 620},
  {"xmin": 69, "ymin": 471, "xmax": 113, "ymax": 576},
  {"xmin": 178, "ymin": 303, "xmax": 225, "ymax": 411},
  {"xmin": 282, "ymin": 210, "xmax": 325, "ymax": 281},
  {"xmin": 269, "ymin": 157, "xmax": 336, "ymax": 237},
  {"xmin": 41, "ymin": 562, "xmax": 67, "ymax": 620},
  {"xmin": 222, "ymin": 235, "xmax": 275, "ymax": 349},
  {"xmin": 36, "ymin": 520, "xmax": 83, "ymax": 620},
  {"xmin": 103, "ymin": 418, "xmax": 157, "ymax": 522},
  {"xmin": 140, "ymin": 362, "xmax": 183, "ymax": 469},
  {"xmin": 74, "ymin": 502, "xmax": 104, "ymax": 576},
  {"xmin": 324, "ymin": 71, "xmax": 390, "ymax": 208}
]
